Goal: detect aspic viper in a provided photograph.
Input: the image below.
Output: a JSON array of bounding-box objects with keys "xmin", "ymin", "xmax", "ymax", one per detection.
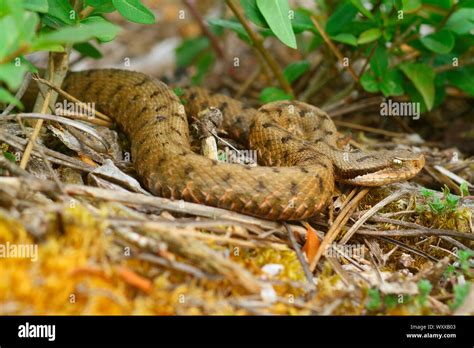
[{"xmin": 58, "ymin": 69, "xmax": 424, "ymax": 220}]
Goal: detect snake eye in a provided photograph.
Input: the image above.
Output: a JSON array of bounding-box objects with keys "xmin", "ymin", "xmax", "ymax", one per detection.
[{"xmin": 393, "ymin": 158, "xmax": 403, "ymax": 167}]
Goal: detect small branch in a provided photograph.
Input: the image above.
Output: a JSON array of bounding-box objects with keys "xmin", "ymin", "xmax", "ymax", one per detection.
[
  {"xmin": 20, "ymin": 51, "xmax": 71, "ymax": 169},
  {"xmin": 340, "ymin": 189, "xmax": 408, "ymax": 244},
  {"xmin": 0, "ymin": 130, "xmax": 96, "ymax": 173},
  {"xmin": 0, "ymin": 156, "xmax": 33, "ymax": 178},
  {"xmin": 434, "ymin": 57, "xmax": 474, "ymax": 73},
  {"xmin": 32, "ymin": 74, "xmax": 112, "ymax": 122},
  {"xmin": 226, "ymin": 0, "xmax": 294, "ymax": 97},
  {"xmin": 0, "ymin": 44, "xmax": 29, "ymax": 65},
  {"xmin": 79, "ymin": 5, "xmax": 94, "ymax": 19},
  {"xmin": 309, "ymin": 188, "xmax": 370, "ymax": 271},
  {"xmin": 310, "ymin": 16, "xmax": 359, "ymax": 83},
  {"xmin": 376, "ymin": 236, "xmax": 439, "ymax": 263},
  {"xmin": 326, "ymin": 96, "xmax": 383, "ymax": 115},
  {"xmin": 1, "ymin": 72, "xmax": 32, "ymax": 116},
  {"xmin": 55, "ymin": 108, "xmax": 112, "ymax": 127},
  {"xmin": 436, "ymin": 4, "xmax": 457, "ymax": 30},
  {"xmin": 235, "ymin": 65, "xmax": 261, "ymax": 99},
  {"xmin": 358, "ymin": 215, "xmax": 474, "ymax": 241},
  {"xmin": 357, "ymin": 42, "xmax": 377, "ymax": 80},
  {"xmin": 0, "ymin": 176, "xmax": 285, "ymax": 231},
  {"xmin": 357, "ymin": 228, "xmax": 474, "ymax": 241},
  {"xmin": 137, "ymin": 252, "xmax": 220, "ymax": 280},
  {"xmin": 284, "ymin": 223, "xmax": 316, "ymax": 295},
  {"xmin": 332, "ymin": 120, "xmax": 408, "ymax": 138},
  {"xmin": 183, "ymin": 0, "xmax": 225, "ymax": 59}
]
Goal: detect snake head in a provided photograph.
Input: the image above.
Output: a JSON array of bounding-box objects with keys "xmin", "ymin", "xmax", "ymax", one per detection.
[{"xmin": 341, "ymin": 150, "xmax": 425, "ymax": 186}]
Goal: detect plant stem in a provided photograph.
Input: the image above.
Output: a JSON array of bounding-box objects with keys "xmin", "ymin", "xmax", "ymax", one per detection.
[
  {"xmin": 20, "ymin": 50, "xmax": 71, "ymax": 169},
  {"xmin": 183, "ymin": 0, "xmax": 225, "ymax": 59},
  {"xmin": 0, "ymin": 44, "xmax": 29, "ymax": 65},
  {"xmin": 310, "ymin": 15, "xmax": 359, "ymax": 83},
  {"xmin": 225, "ymin": 0, "xmax": 294, "ymax": 97}
]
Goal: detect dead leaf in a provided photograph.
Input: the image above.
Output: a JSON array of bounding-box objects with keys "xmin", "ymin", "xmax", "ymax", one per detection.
[
  {"xmin": 302, "ymin": 223, "xmax": 320, "ymax": 264},
  {"xmin": 116, "ymin": 265, "xmax": 153, "ymax": 294}
]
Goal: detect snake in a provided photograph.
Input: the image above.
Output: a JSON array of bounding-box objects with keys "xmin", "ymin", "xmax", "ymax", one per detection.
[{"xmin": 58, "ymin": 69, "xmax": 424, "ymax": 220}]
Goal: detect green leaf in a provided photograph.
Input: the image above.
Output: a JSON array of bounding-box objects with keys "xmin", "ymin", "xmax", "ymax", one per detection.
[
  {"xmin": 421, "ymin": 187, "xmax": 435, "ymax": 198},
  {"xmin": 370, "ymin": 46, "xmax": 388, "ymax": 77},
  {"xmin": 240, "ymin": 0, "xmax": 267, "ymax": 27},
  {"xmin": 451, "ymin": 283, "xmax": 470, "ymax": 309},
  {"xmin": 73, "ymin": 42, "xmax": 103, "ymax": 59},
  {"xmin": 112, "ymin": 0, "xmax": 155, "ymax": 24},
  {"xmin": 283, "ymin": 60, "xmax": 310, "ymax": 83},
  {"xmin": 176, "ymin": 37, "xmax": 209, "ymax": 68},
  {"xmin": 173, "ymin": 87, "xmax": 184, "ymax": 97},
  {"xmin": 0, "ymin": 15, "xmax": 20, "ymax": 61},
  {"xmin": 417, "ymin": 280, "xmax": 432, "ymax": 306},
  {"xmin": 260, "ymin": 87, "xmax": 292, "ymax": 103},
  {"xmin": 17, "ymin": 56, "xmax": 38, "ymax": 73},
  {"xmin": 2, "ymin": 0, "xmax": 23, "ymax": 26},
  {"xmin": 256, "ymin": 0, "xmax": 297, "ymax": 49},
  {"xmin": 402, "ymin": 0, "xmax": 422, "ymax": 12},
  {"xmin": 30, "ymin": 41, "xmax": 65, "ymax": 52},
  {"xmin": 208, "ymin": 18, "xmax": 251, "ymax": 44},
  {"xmin": 420, "ymin": 30, "xmax": 455, "ymax": 53},
  {"xmin": 366, "ymin": 288, "xmax": 381, "ymax": 311},
  {"xmin": 0, "ymin": 88, "xmax": 22, "ymax": 108},
  {"xmin": 459, "ymin": 0, "xmax": 474, "ymax": 8},
  {"xmin": 351, "ymin": 0, "xmax": 374, "ymax": 20},
  {"xmin": 80, "ymin": 16, "xmax": 118, "ymax": 42},
  {"xmin": 0, "ymin": 63, "xmax": 27, "ymax": 90},
  {"xmin": 423, "ymin": 0, "xmax": 452, "ymax": 10},
  {"xmin": 21, "ymin": 11, "xmax": 40, "ymax": 43},
  {"xmin": 34, "ymin": 21, "xmax": 121, "ymax": 46},
  {"xmin": 445, "ymin": 193, "xmax": 459, "ymax": 210},
  {"xmin": 46, "ymin": 0, "xmax": 75, "ymax": 24},
  {"xmin": 41, "ymin": 14, "xmax": 66, "ymax": 29},
  {"xmin": 360, "ymin": 72, "xmax": 379, "ymax": 93},
  {"xmin": 326, "ymin": 2, "xmax": 358, "ymax": 35},
  {"xmin": 191, "ymin": 51, "xmax": 215, "ymax": 85},
  {"xmin": 307, "ymin": 33, "xmax": 323, "ymax": 51},
  {"xmin": 291, "ymin": 9, "xmax": 316, "ymax": 34},
  {"xmin": 445, "ymin": 8, "xmax": 474, "ymax": 34},
  {"xmin": 460, "ymin": 182, "xmax": 469, "ymax": 197},
  {"xmin": 400, "ymin": 63, "xmax": 435, "ymax": 110},
  {"xmin": 330, "ymin": 33, "xmax": 358, "ymax": 46},
  {"xmin": 379, "ymin": 69, "xmax": 404, "ymax": 96},
  {"xmin": 447, "ymin": 67, "xmax": 474, "ymax": 96},
  {"xmin": 358, "ymin": 28, "xmax": 381, "ymax": 44},
  {"xmin": 383, "ymin": 295, "xmax": 398, "ymax": 309},
  {"xmin": 23, "ymin": 0, "xmax": 49, "ymax": 12},
  {"xmin": 3, "ymin": 151, "xmax": 17, "ymax": 163},
  {"xmin": 86, "ymin": 0, "xmax": 115, "ymax": 14}
]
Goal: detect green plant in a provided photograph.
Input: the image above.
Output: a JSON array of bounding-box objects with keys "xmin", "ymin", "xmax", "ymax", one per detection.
[
  {"xmin": 418, "ymin": 185, "xmax": 461, "ymax": 214},
  {"xmin": 177, "ymin": 0, "xmax": 473, "ymax": 106},
  {"xmin": 416, "ymin": 279, "xmax": 432, "ymax": 306},
  {"xmin": 0, "ymin": 0, "xmax": 156, "ymax": 107},
  {"xmin": 365, "ymin": 287, "xmax": 381, "ymax": 310},
  {"xmin": 450, "ymin": 282, "xmax": 470, "ymax": 310}
]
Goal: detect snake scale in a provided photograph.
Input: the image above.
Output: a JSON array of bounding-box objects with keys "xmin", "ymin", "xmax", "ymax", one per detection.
[{"xmin": 59, "ymin": 69, "xmax": 424, "ymax": 220}]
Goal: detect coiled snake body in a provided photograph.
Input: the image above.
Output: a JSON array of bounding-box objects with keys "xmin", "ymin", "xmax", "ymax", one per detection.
[{"xmin": 61, "ymin": 69, "xmax": 424, "ymax": 220}]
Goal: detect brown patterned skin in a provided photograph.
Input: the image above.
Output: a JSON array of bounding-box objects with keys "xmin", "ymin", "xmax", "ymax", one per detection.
[{"xmin": 61, "ymin": 69, "xmax": 425, "ymax": 220}]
